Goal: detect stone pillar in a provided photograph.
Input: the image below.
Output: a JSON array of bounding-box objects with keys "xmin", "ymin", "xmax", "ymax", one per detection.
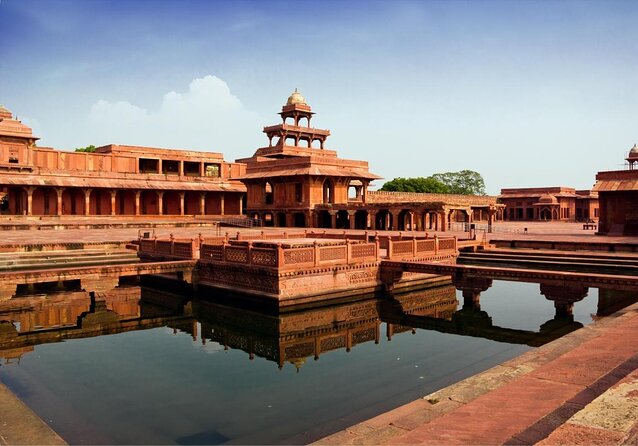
[
  {"xmin": 178, "ymin": 161, "xmax": 184, "ymax": 176},
  {"xmin": 305, "ymin": 210, "xmax": 313, "ymax": 229},
  {"xmin": 220, "ymin": 193, "xmax": 225, "ymax": 216},
  {"xmin": 110, "ymin": 190, "xmax": 117, "ymax": 216},
  {"xmin": 368, "ymin": 210, "xmax": 377, "ymax": 230},
  {"xmin": 199, "ymin": 162, "xmax": 205, "ymax": 177},
  {"xmin": 452, "ymin": 276, "xmax": 493, "ymax": 310},
  {"xmin": 56, "ymin": 188, "xmax": 63, "ymax": 216},
  {"xmin": 25, "ymin": 186, "xmax": 34, "ymax": 216},
  {"xmin": 84, "ymin": 189, "xmax": 92, "ymax": 216},
  {"xmin": 285, "ymin": 212, "xmax": 294, "ymax": 228},
  {"xmin": 391, "ymin": 210, "xmax": 399, "ymax": 231},
  {"xmin": 329, "ymin": 210, "xmax": 337, "ymax": 229},
  {"xmin": 199, "ymin": 192, "xmax": 206, "ymax": 215},
  {"xmin": 135, "ymin": 191, "xmax": 141, "ymax": 216},
  {"xmin": 540, "ymin": 283, "xmax": 588, "ymax": 319},
  {"xmin": 348, "ymin": 210, "xmax": 356, "ymax": 230},
  {"xmin": 158, "ymin": 159, "xmax": 163, "ymax": 174},
  {"xmin": 157, "ymin": 191, "xmax": 164, "ymax": 216},
  {"xmin": 440, "ymin": 211, "xmax": 447, "ymax": 232},
  {"xmin": 179, "ymin": 192, "xmax": 185, "ymax": 216},
  {"xmin": 238, "ymin": 194, "xmax": 243, "ymax": 215},
  {"xmin": 408, "ymin": 211, "xmax": 415, "ymax": 231},
  {"xmin": 312, "ymin": 210, "xmax": 319, "ymax": 228}
]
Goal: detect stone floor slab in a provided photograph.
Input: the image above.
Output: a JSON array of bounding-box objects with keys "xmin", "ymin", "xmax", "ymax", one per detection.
[{"xmin": 537, "ymin": 423, "xmax": 626, "ymax": 446}]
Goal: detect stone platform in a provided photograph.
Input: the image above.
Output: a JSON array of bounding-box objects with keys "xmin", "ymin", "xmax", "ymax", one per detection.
[{"xmin": 137, "ymin": 231, "xmax": 460, "ymax": 306}]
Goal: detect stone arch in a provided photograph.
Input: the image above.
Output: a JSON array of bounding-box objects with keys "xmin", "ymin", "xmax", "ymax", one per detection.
[
  {"xmin": 376, "ymin": 210, "xmax": 393, "ymax": 231},
  {"xmin": 184, "ymin": 192, "xmax": 200, "ymax": 215},
  {"xmin": 163, "ymin": 191, "xmax": 181, "ymax": 215},
  {"xmin": 322, "ymin": 180, "xmax": 334, "ymax": 204},
  {"xmin": 398, "ymin": 209, "xmax": 412, "ymax": 231},
  {"xmin": 318, "ymin": 210, "xmax": 332, "ymax": 228},
  {"xmin": 293, "ymin": 212, "xmax": 306, "ymax": 228},
  {"xmin": 336, "ymin": 210, "xmax": 349, "ymax": 229},
  {"xmin": 298, "ymin": 116, "xmax": 310, "ymax": 127},
  {"xmin": 32, "ymin": 187, "xmax": 57, "ymax": 216},
  {"xmin": 62, "ymin": 188, "xmax": 84, "ymax": 215},
  {"xmin": 264, "ymin": 181, "xmax": 274, "ymax": 205},
  {"xmin": 90, "ymin": 189, "xmax": 111, "ymax": 216},
  {"xmin": 140, "ymin": 190, "xmax": 159, "ymax": 215},
  {"xmin": 262, "ymin": 212, "xmax": 274, "ymax": 227},
  {"xmin": 355, "ymin": 210, "xmax": 368, "ymax": 230},
  {"xmin": 115, "ymin": 190, "xmax": 135, "ymax": 215}
]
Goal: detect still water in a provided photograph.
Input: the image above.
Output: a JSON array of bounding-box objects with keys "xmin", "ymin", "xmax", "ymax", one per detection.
[{"xmin": 0, "ymin": 279, "xmax": 629, "ymax": 444}]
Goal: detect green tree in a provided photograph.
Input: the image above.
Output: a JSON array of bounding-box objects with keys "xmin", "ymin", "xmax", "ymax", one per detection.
[
  {"xmin": 430, "ymin": 170, "xmax": 486, "ymax": 195},
  {"xmin": 380, "ymin": 177, "xmax": 449, "ymax": 193},
  {"xmin": 75, "ymin": 145, "xmax": 97, "ymax": 153}
]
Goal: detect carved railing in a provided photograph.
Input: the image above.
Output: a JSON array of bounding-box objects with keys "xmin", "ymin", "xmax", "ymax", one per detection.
[
  {"xmin": 137, "ymin": 231, "xmax": 456, "ymax": 264},
  {"xmin": 137, "ymin": 237, "xmax": 199, "ymax": 260},
  {"xmin": 387, "ymin": 236, "xmax": 457, "ymax": 260},
  {"xmin": 199, "ymin": 240, "xmax": 379, "ymax": 270}
]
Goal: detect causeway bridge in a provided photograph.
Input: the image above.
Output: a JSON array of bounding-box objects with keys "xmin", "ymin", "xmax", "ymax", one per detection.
[{"xmin": 381, "ymin": 260, "xmax": 638, "ymax": 291}]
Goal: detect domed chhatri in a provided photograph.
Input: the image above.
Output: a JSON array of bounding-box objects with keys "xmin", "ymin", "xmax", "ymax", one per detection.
[
  {"xmin": 537, "ymin": 193, "xmax": 558, "ymax": 204},
  {"xmin": 286, "ymin": 88, "xmax": 307, "ymax": 106},
  {"xmin": 0, "ymin": 104, "xmax": 12, "ymax": 119},
  {"xmin": 629, "ymin": 143, "xmax": 638, "ymax": 156}
]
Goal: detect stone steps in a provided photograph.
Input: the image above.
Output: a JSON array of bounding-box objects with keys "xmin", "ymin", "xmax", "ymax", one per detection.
[
  {"xmin": 459, "ymin": 250, "xmax": 638, "ymax": 276},
  {"xmin": 0, "ymin": 249, "xmax": 139, "ymax": 272}
]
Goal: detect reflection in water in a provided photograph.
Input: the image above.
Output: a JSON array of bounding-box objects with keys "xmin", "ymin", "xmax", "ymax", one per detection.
[
  {"xmin": 0, "ymin": 277, "xmax": 636, "ymax": 444},
  {"xmin": 1, "ymin": 277, "xmax": 637, "ymax": 368}
]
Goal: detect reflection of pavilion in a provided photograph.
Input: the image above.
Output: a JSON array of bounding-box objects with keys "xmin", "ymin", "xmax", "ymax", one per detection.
[
  {"xmin": 195, "ymin": 286, "xmax": 458, "ymax": 371},
  {"xmin": 0, "ymin": 287, "xmax": 195, "ymax": 364}
]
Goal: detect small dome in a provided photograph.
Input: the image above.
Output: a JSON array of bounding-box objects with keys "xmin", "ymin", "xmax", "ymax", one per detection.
[
  {"xmin": 629, "ymin": 144, "xmax": 638, "ymax": 156},
  {"xmin": 0, "ymin": 104, "xmax": 12, "ymax": 118},
  {"xmin": 286, "ymin": 88, "xmax": 306, "ymax": 106},
  {"xmin": 537, "ymin": 193, "xmax": 558, "ymax": 204}
]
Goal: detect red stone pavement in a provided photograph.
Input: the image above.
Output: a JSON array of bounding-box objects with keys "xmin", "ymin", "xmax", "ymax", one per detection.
[{"xmin": 0, "ymin": 219, "xmax": 635, "ymax": 246}]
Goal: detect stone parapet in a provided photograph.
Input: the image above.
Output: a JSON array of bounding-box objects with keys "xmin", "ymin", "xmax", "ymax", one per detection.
[{"xmin": 367, "ymin": 191, "xmax": 498, "ymax": 206}]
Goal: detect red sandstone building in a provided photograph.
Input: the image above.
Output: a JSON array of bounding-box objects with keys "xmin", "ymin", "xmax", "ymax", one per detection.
[
  {"xmin": 1, "ymin": 93, "xmax": 502, "ymax": 229},
  {"xmin": 593, "ymin": 145, "xmax": 638, "ymax": 235},
  {"xmin": 0, "ymin": 105, "xmax": 245, "ymax": 218},
  {"xmin": 499, "ymin": 187, "xmax": 598, "ymax": 222},
  {"xmin": 238, "ymin": 91, "xmax": 501, "ymax": 230}
]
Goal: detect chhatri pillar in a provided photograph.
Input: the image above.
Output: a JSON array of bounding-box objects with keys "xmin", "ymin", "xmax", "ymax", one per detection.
[{"xmin": 540, "ymin": 283, "xmax": 588, "ymax": 319}]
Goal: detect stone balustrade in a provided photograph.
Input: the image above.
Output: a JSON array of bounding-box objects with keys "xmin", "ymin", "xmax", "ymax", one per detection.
[
  {"xmin": 386, "ymin": 235, "xmax": 457, "ymax": 261},
  {"xmin": 138, "ymin": 236, "xmax": 199, "ymax": 260},
  {"xmin": 199, "ymin": 239, "xmax": 380, "ymax": 271},
  {"xmin": 138, "ymin": 231, "xmax": 457, "ymax": 264}
]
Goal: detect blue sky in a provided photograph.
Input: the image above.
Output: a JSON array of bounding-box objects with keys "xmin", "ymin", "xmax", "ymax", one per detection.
[{"xmin": 1, "ymin": 0, "xmax": 637, "ymax": 194}]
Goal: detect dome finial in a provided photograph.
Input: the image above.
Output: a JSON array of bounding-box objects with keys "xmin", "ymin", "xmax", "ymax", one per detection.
[{"xmin": 286, "ymin": 89, "xmax": 306, "ymax": 106}]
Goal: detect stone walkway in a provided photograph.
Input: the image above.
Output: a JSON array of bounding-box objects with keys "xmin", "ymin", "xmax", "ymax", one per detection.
[
  {"xmin": 0, "ymin": 220, "xmax": 634, "ymax": 246},
  {"xmin": 314, "ymin": 300, "xmax": 638, "ymax": 445}
]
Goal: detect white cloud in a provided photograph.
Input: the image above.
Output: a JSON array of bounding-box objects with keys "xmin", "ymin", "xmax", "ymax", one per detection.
[{"xmin": 85, "ymin": 75, "xmax": 263, "ymax": 157}]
